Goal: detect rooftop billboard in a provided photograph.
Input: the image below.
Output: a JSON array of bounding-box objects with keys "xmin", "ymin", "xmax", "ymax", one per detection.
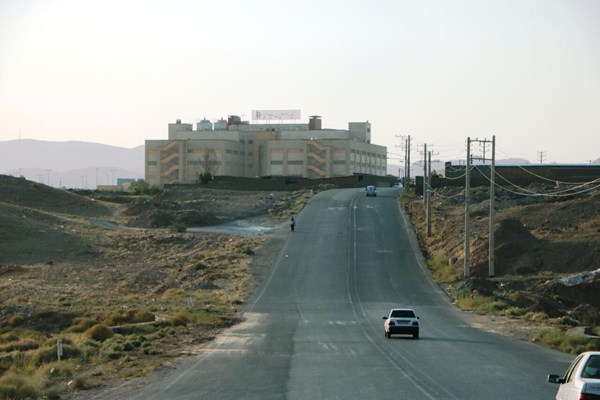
[{"xmin": 252, "ymin": 109, "xmax": 301, "ymax": 120}]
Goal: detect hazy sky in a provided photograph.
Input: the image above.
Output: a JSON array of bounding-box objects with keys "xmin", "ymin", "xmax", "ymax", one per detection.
[{"xmin": 1, "ymin": 0, "xmax": 599, "ymax": 164}]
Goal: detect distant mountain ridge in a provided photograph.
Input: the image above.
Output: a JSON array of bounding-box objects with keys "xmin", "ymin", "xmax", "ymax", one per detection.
[
  {"xmin": 2, "ymin": 139, "xmax": 596, "ymax": 189},
  {"xmin": 0, "ymin": 139, "xmax": 144, "ymax": 189}
]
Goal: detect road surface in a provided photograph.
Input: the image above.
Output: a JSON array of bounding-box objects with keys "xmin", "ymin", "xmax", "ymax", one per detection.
[{"xmin": 127, "ymin": 188, "xmax": 572, "ymax": 399}]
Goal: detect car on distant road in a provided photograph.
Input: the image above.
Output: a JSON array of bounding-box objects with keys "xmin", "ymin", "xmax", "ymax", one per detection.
[
  {"xmin": 547, "ymin": 351, "xmax": 600, "ymax": 400},
  {"xmin": 365, "ymin": 185, "xmax": 377, "ymax": 197},
  {"xmin": 383, "ymin": 308, "xmax": 419, "ymax": 339},
  {"xmin": 391, "ymin": 183, "xmax": 403, "ymax": 189}
]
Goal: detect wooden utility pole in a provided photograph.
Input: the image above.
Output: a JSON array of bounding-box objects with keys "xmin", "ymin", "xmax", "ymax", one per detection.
[
  {"xmin": 422, "ymin": 143, "xmax": 427, "ymax": 204},
  {"xmin": 406, "ymin": 135, "xmax": 411, "ymax": 191},
  {"xmin": 489, "ymin": 135, "xmax": 496, "ymax": 277},
  {"xmin": 464, "ymin": 138, "xmax": 471, "ymax": 277},
  {"xmin": 426, "ymin": 151, "xmax": 432, "ymax": 237},
  {"xmin": 395, "ymin": 134, "xmax": 411, "ymax": 191},
  {"xmin": 465, "ymin": 136, "xmax": 496, "ymax": 277}
]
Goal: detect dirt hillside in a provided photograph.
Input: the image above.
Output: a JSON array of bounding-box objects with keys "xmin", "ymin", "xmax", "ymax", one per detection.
[
  {"xmin": 405, "ymin": 184, "xmax": 600, "ymax": 344},
  {"xmin": 0, "ymin": 175, "xmax": 308, "ymax": 399}
]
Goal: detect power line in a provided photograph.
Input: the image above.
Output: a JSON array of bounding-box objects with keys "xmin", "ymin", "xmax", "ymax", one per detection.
[
  {"xmin": 513, "ymin": 165, "xmax": 588, "ymax": 186},
  {"xmin": 473, "ymin": 165, "xmax": 600, "ymax": 197}
]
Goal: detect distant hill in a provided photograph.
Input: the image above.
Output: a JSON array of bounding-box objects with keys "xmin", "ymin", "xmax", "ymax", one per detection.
[{"xmin": 0, "ymin": 139, "xmax": 144, "ymax": 189}]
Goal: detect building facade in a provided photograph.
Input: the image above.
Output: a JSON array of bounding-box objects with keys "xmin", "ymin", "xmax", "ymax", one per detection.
[{"xmin": 145, "ymin": 115, "xmax": 387, "ymax": 186}]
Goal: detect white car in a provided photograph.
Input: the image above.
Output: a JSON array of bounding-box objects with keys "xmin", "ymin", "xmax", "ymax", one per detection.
[
  {"xmin": 548, "ymin": 351, "xmax": 600, "ymax": 400},
  {"xmin": 365, "ymin": 185, "xmax": 377, "ymax": 197},
  {"xmin": 383, "ymin": 308, "xmax": 419, "ymax": 339}
]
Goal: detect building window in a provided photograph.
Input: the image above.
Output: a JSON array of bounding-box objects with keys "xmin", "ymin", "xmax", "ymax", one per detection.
[
  {"xmin": 270, "ymin": 161, "xmax": 283, "ymax": 165},
  {"xmin": 288, "ymin": 160, "xmax": 303, "ymax": 165},
  {"xmin": 226, "ymin": 149, "xmax": 232, "ymax": 154}
]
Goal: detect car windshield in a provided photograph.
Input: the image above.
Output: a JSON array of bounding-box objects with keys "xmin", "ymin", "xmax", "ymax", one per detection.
[{"xmin": 391, "ymin": 310, "xmax": 415, "ymax": 318}]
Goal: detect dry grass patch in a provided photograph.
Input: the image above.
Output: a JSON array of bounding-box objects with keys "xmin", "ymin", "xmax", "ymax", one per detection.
[
  {"xmin": 0, "ymin": 371, "xmax": 41, "ymax": 400},
  {"xmin": 83, "ymin": 324, "xmax": 113, "ymax": 342},
  {"xmin": 535, "ymin": 329, "xmax": 600, "ymax": 354}
]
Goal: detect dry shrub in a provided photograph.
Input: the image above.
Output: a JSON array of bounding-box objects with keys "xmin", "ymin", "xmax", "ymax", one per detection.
[
  {"xmin": 129, "ymin": 310, "xmax": 155, "ymax": 323},
  {"xmin": 0, "ymin": 371, "xmax": 40, "ymax": 399},
  {"xmin": 66, "ymin": 317, "xmax": 97, "ymax": 333},
  {"xmin": 30, "ymin": 308, "xmax": 76, "ymax": 332},
  {"xmin": 168, "ymin": 313, "xmax": 188, "ymax": 327},
  {"xmin": 102, "ymin": 311, "xmax": 127, "ymax": 326},
  {"xmin": 83, "ymin": 324, "xmax": 113, "ymax": 342},
  {"xmin": 0, "ymin": 340, "xmax": 39, "ymax": 352},
  {"xmin": 31, "ymin": 343, "xmax": 82, "ymax": 366},
  {"xmin": 4, "ymin": 296, "xmax": 27, "ymax": 305},
  {"xmin": 102, "ymin": 310, "xmax": 155, "ymax": 326},
  {"xmin": 162, "ymin": 288, "xmax": 182, "ymax": 299},
  {"xmin": 7, "ymin": 313, "xmax": 26, "ymax": 327},
  {"xmin": 0, "ymin": 333, "xmax": 19, "ymax": 343}
]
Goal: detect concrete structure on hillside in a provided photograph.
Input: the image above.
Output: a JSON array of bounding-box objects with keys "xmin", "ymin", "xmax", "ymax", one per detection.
[{"xmin": 145, "ymin": 115, "xmax": 387, "ymax": 186}]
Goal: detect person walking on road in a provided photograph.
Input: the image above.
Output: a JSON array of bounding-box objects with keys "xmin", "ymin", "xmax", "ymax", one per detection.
[{"xmin": 290, "ymin": 216, "xmax": 296, "ymax": 232}]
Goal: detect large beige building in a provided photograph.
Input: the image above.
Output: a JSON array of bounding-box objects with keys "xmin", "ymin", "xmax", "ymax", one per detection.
[{"xmin": 145, "ymin": 115, "xmax": 387, "ymax": 186}]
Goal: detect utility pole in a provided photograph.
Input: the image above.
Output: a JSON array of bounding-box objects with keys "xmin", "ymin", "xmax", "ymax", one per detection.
[
  {"xmin": 426, "ymin": 151, "xmax": 432, "ymax": 237},
  {"xmin": 538, "ymin": 150, "xmax": 547, "ymax": 164},
  {"xmin": 489, "ymin": 135, "xmax": 496, "ymax": 277},
  {"xmin": 404, "ymin": 138, "xmax": 408, "ymax": 188},
  {"xmin": 422, "ymin": 143, "xmax": 427, "ymax": 204},
  {"xmin": 406, "ymin": 135, "xmax": 411, "ymax": 192},
  {"xmin": 465, "ymin": 136, "xmax": 496, "ymax": 277},
  {"xmin": 395, "ymin": 134, "xmax": 411, "ymax": 190},
  {"xmin": 464, "ymin": 138, "xmax": 471, "ymax": 278}
]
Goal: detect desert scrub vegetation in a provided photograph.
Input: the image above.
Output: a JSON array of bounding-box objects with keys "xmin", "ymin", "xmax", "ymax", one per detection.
[
  {"xmin": 83, "ymin": 324, "xmax": 113, "ymax": 342},
  {"xmin": 0, "ymin": 322, "xmax": 184, "ymax": 397},
  {"xmin": 427, "ymin": 249, "xmax": 461, "ymax": 283},
  {"xmin": 102, "ymin": 309, "xmax": 156, "ymax": 326},
  {"xmin": 0, "ymin": 181, "xmax": 306, "ymax": 398},
  {"xmin": 268, "ymin": 189, "xmax": 312, "ymax": 219},
  {"xmin": 535, "ymin": 329, "xmax": 600, "ymax": 354},
  {"xmin": 170, "ymin": 222, "xmax": 187, "ymax": 232},
  {"xmin": 0, "ymin": 371, "xmax": 41, "ymax": 400},
  {"xmin": 0, "ymin": 299, "xmax": 237, "ymax": 398}
]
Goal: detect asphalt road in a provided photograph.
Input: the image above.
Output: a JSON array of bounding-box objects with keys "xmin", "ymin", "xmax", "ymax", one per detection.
[{"xmin": 131, "ymin": 188, "xmax": 572, "ymax": 399}]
